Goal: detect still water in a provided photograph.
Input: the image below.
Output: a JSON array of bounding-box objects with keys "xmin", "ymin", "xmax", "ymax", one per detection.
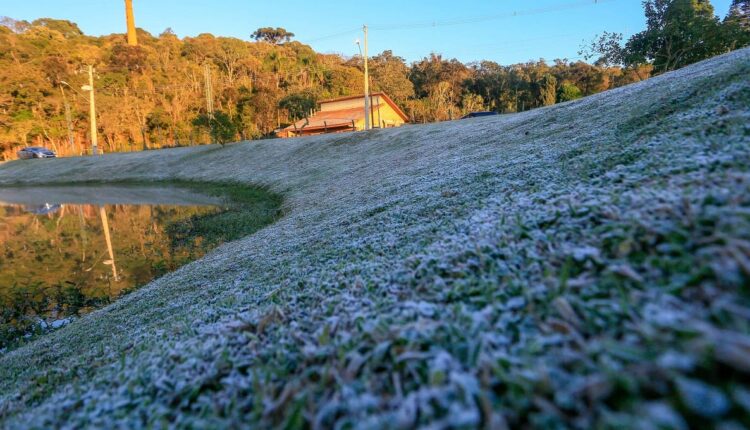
[{"xmin": 0, "ymin": 185, "xmax": 226, "ymax": 348}]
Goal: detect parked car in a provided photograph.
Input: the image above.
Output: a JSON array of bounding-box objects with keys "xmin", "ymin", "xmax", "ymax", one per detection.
[
  {"xmin": 25, "ymin": 203, "xmax": 62, "ymax": 215},
  {"xmin": 18, "ymin": 147, "xmax": 56, "ymax": 159},
  {"xmin": 461, "ymin": 111, "xmax": 499, "ymax": 119}
]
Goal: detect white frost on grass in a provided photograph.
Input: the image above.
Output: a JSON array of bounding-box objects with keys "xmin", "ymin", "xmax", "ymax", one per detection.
[{"xmin": 0, "ymin": 48, "xmax": 748, "ymax": 428}]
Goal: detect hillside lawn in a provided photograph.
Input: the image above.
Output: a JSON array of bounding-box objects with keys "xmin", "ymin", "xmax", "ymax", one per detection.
[{"xmin": 0, "ymin": 48, "xmax": 749, "ymax": 428}]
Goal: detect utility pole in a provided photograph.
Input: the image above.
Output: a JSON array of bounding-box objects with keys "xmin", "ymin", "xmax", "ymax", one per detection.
[
  {"xmin": 363, "ymin": 25, "xmax": 370, "ymax": 131},
  {"xmin": 81, "ymin": 65, "xmax": 99, "ymax": 155},
  {"xmin": 59, "ymin": 85, "xmax": 75, "ymax": 154},
  {"xmin": 124, "ymin": 0, "xmax": 138, "ymax": 46}
]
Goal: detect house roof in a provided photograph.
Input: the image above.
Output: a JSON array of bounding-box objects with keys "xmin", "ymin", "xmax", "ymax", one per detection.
[
  {"xmin": 284, "ymin": 104, "xmax": 385, "ymax": 132},
  {"xmin": 280, "ymin": 92, "xmax": 409, "ymax": 134},
  {"xmin": 322, "ymin": 92, "xmax": 409, "ymax": 122}
]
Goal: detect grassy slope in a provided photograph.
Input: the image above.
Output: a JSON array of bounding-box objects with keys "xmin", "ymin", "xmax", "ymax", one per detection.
[{"xmin": 0, "ymin": 48, "xmax": 748, "ymax": 428}]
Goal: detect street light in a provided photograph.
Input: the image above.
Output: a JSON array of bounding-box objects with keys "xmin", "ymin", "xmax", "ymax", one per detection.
[
  {"xmin": 355, "ymin": 27, "xmax": 371, "ymax": 131},
  {"xmin": 59, "ymin": 81, "xmax": 86, "ymax": 98},
  {"xmin": 78, "ymin": 66, "xmax": 99, "ymax": 155}
]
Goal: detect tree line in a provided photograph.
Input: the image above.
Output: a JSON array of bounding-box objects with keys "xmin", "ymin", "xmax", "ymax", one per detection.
[
  {"xmin": 0, "ymin": 0, "xmax": 747, "ymax": 159},
  {"xmin": 583, "ymin": 0, "xmax": 749, "ymax": 73}
]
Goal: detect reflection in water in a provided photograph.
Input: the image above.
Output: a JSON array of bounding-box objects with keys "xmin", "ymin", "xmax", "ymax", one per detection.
[
  {"xmin": 26, "ymin": 203, "xmax": 62, "ymax": 216},
  {"xmin": 99, "ymin": 206, "xmax": 119, "ymax": 282},
  {"xmin": 0, "ymin": 201, "xmax": 221, "ymax": 347}
]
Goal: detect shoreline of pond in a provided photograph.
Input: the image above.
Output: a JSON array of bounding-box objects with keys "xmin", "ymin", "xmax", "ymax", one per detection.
[{"xmin": 0, "ymin": 181, "xmax": 284, "ymax": 353}]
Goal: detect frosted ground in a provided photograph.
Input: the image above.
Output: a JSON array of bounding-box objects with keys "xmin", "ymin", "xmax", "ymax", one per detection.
[{"xmin": 0, "ymin": 48, "xmax": 749, "ymax": 428}]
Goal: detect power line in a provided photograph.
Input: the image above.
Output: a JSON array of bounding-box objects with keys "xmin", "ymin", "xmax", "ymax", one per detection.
[
  {"xmin": 369, "ymin": 0, "xmax": 619, "ymax": 32},
  {"xmin": 300, "ymin": 0, "xmax": 620, "ymax": 62},
  {"xmin": 393, "ymin": 32, "xmax": 586, "ymax": 58},
  {"xmin": 306, "ymin": 27, "xmax": 361, "ymax": 43}
]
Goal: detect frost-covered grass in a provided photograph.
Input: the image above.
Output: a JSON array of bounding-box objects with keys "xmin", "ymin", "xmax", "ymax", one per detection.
[{"xmin": 0, "ymin": 48, "xmax": 749, "ymax": 429}]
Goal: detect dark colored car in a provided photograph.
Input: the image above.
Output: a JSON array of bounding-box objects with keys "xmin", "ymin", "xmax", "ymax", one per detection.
[
  {"xmin": 461, "ymin": 111, "xmax": 499, "ymax": 119},
  {"xmin": 18, "ymin": 147, "xmax": 57, "ymax": 159}
]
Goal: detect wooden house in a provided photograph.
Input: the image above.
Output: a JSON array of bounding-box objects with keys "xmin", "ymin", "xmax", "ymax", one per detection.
[{"xmin": 276, "ymin": 92, "xmax": 408, "ymax": 138}]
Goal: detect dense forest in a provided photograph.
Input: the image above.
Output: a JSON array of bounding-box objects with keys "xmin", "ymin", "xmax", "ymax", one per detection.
[{"xmin": 0, "ymin": 0, "xmax": 747, "ymax": 159}]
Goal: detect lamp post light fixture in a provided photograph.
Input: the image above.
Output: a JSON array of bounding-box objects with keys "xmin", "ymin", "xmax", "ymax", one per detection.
[
  {"xmin": 355, "ymin": 28, "xmax": 371, "ymax": 131},
  {"xmin": 79, "ymin": 66, "xmax": 99, "ymax": 156}
]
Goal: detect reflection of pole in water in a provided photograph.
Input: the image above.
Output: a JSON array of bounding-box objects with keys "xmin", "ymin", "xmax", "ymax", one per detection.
[
  {"xmin": 99, "ymin": 206, "xmax": 119, "ymax": 281},
  {"xmin": 56, "ymin": 204, "xmax": 67, "ymax": 229},
  {"xmin": 78, "ymin": 205, "xmax": 88, "ymax": 262}
]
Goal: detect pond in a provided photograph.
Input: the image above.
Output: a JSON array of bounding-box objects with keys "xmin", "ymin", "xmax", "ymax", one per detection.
[{"xmin": 0, "ymin": 183, "xmax": 283, "ymax": 350}]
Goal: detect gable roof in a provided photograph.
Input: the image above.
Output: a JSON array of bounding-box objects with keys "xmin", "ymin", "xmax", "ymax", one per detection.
[
  {"xmin": 284, "ymin": 104, "xmax": 386, "ymax": 132},
  {"xmin": 321, "ymin": 92, "xmax": 409, "ymax": 122},
  {"xmin": 280, "ymin": 92, "xmax": 409, "ymax": 134}
]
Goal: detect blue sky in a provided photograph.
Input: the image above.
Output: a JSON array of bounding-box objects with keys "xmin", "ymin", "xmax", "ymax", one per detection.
[{"xmin": 3, "ymin": 0, "xmax": 735, "ymax": 64}]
